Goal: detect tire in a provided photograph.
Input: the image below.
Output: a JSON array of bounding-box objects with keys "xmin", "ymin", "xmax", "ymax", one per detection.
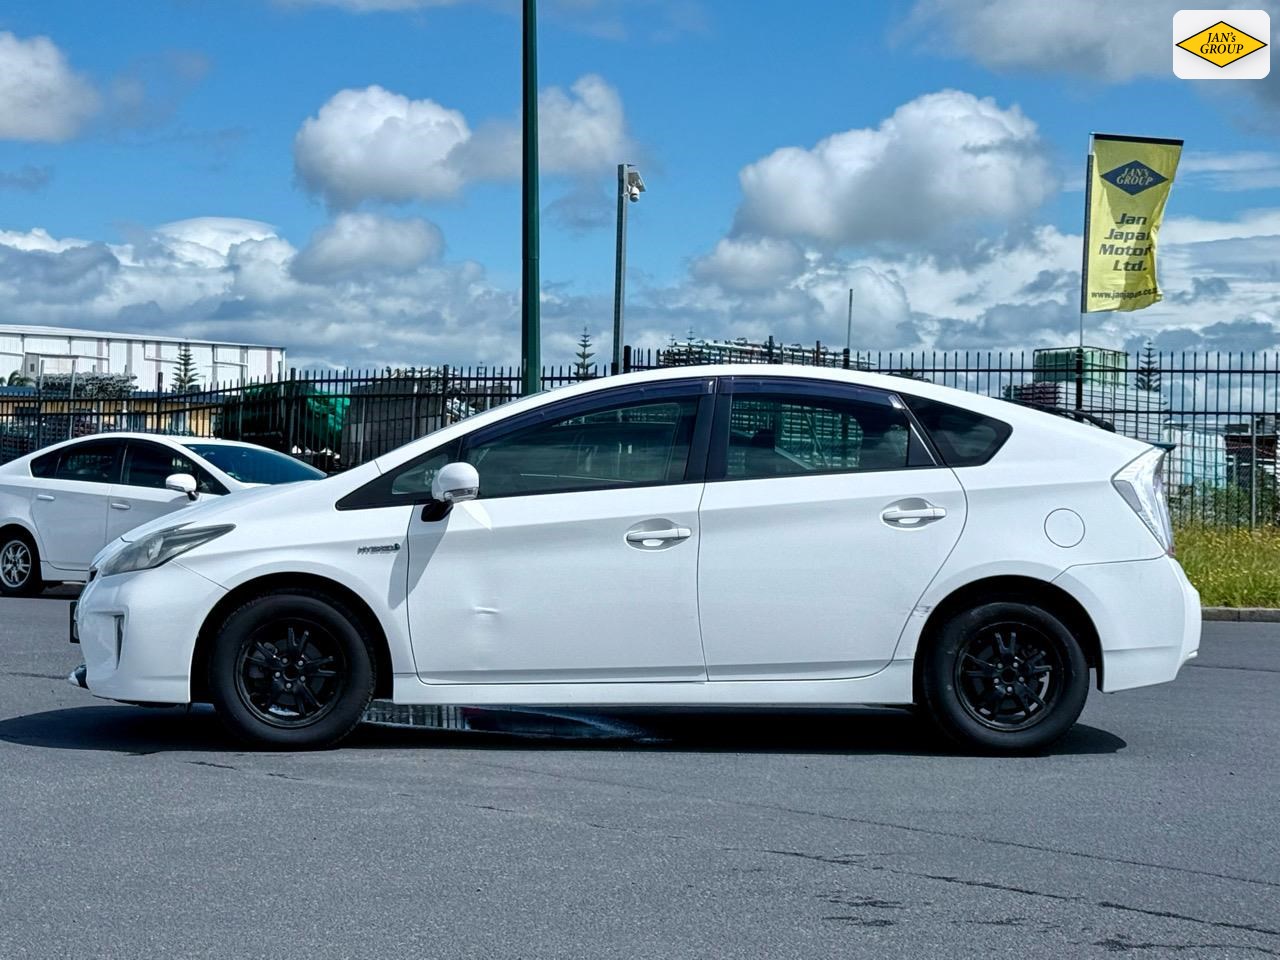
[
  {"xmin": 919, "ymin": 601, "xmax": 1089, "ymax": 754},
  {"xmin": 206, "ymin": 589, "xmax": 376, "ymax": 749},
  {"xmin": 0, "ymin": 530, "xmax": 43, "ymax": 597}
]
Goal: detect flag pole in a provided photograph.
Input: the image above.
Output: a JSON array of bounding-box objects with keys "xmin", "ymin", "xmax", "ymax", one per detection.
[
  {"xmin": 1077, "ymin": 140, "xmax": 1093, "ymax": 412},
  {"xmin": 1079, "ymin": 143, "xmax": 1093, "ymax": 349}
]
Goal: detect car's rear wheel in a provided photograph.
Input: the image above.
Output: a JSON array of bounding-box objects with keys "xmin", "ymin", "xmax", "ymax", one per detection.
[
  {"xmin": 207, "ymin": 590, "xmax": 375, "ymax": 749},
  {"xmin": 0, "ymin": 530, "xmax": 42, "ymax": 597},
  {"xmin": 920, "ymin": 601, "xmax": 1089, "ymax": 754}
]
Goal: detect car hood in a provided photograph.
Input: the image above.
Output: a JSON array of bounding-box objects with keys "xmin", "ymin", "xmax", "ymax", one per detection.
[{"xmin": 117, "ymin": 482, "xmax": 310, "ymax": 542}]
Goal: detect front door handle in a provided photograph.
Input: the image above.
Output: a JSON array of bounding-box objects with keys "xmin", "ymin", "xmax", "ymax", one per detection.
[
  {"xmin": 36, "ymin": 493, "xmax": 55, "ymax": 502},
  {"xmin": 625, "ymin": 525, "xmax": 692, "ymax": 548},
  {"xmin": 882, "ymin": 499, "xmax": 947, "ymax": 527},
  {"xmin": 109, "ymin": 501, "xmax": 132, "ymax": 511}
]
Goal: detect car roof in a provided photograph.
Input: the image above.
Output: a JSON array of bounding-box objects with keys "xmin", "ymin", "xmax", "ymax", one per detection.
[{"xmin": 0, "ymin": 432, "xmax": 275, "ymax": 467}]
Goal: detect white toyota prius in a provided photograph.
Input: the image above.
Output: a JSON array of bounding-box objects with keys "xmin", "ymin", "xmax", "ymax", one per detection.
[
  {"xmin": 70, "ymin": 366, "xmax": 1200, "ymax": 753},
  {"xmin": 0, "ymin": 433, "xmax": 324, "ymax": 595}
]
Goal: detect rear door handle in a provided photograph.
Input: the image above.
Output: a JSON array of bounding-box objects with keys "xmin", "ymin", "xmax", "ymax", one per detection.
[
  {"xmin": 881, "ymin": 500, "xmax": 947, "ymax": 527},
  {"xmin": 36, "ymin": 493, "xmax": 55, "ymax": 502},
  {"xmin": 109, "ymin": 502, "xmax": 131, "ymax": 511}
]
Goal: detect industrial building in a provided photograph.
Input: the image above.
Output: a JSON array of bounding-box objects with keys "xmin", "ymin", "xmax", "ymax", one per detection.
[{"xmin": 0, "ymin": 325, "xmax": 285, "ymax": 389}]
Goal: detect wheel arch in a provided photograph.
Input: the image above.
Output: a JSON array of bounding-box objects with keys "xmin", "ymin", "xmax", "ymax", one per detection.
[
  {"xmin": 190, "ymin": 572, "xmax": 394, "ymax": 702},
  {"xmin": 911, "ymin": 575, "xmax": 1103, "ymax": 699}
]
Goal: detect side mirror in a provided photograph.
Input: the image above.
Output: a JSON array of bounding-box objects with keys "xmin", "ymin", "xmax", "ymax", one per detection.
[
  {"xmin": 165, "ymin": 473, "xmax": 199, "ymax": 501},
  {"xmin": 430, "ymin": 462, "xmax": 479, "ymax": 505}
]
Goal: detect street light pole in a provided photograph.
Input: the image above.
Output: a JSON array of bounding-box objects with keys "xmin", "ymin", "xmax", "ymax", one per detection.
[
  {"xmin": 521, "ymin": 0, "xmax": 541, "ymax": 395},
  {"xmin": 612, "ymin": 163, "xmax": 645, "ymax": 373}
]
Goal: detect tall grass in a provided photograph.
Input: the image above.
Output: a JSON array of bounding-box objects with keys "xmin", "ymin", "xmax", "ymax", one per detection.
[{"xmin": 1175, "ymin": 525, "xmax": 1280, "ymax": 608}]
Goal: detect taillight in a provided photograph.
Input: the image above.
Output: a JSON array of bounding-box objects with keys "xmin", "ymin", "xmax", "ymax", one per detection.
[{"xmin": 1112, "ymin": 447, "xmax": 1174, "ymax": 556}]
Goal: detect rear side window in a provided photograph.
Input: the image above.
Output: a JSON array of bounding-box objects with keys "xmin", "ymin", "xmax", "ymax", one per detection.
[
  {"xmin": 904, "ymin": 396, "xmax": 1012, "ymax": 467},
  {"xmin": 49, "ymin": 440, "xmax": 123, "ymax": 484}
]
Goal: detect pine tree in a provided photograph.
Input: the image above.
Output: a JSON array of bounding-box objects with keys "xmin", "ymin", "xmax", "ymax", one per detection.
[
  {"xmin": 574, "ymin": 327, "xmax": 595, "ymax": 380},
  {"xmin": 171, "ymin": 344, "xmax": 201, "ymax": 393},
  {"xmin": 1135, "ymin": 340, "xmax": 1161, "ymax": 393}
]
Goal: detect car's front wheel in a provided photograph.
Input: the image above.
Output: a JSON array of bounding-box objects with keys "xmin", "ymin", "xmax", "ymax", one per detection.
[
  {"xmin": 920, "ymin": 601, "xmax": 1089, "ymax": 754},
  {"xmin": 0, "ymin": 530, "xmax": 42, "ymax": 597},
  {"xmin": 206, "ymin": 590, "xmax": 376, "ymax": 749}
]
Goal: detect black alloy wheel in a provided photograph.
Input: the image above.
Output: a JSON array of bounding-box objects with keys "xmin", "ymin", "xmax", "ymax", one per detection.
[
  {"xmin": 953, "ymin": 621, "xmax": 1063, "ymax": 731},
  {"xmin": 920, "ymin": 601, "xmax": 1089, "ymax": 754},
  {"xmin": 234, "ymin": 619, "xmax": 346, "ymax": 728},
  {"xmin": 207, "ymin": 590, "xmax": 375, "ymax": 749}
]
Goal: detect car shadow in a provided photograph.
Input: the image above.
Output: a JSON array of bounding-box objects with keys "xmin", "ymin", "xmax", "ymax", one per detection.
[{"xmin": 0, "ymin": 704, "xmax": 1127, "ymax": 758}]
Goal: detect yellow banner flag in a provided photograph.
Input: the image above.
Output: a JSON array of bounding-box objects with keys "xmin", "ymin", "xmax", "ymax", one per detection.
[{"xmin": 1082, "ymin": 134, "xmax": 1182, "ymax": 313}]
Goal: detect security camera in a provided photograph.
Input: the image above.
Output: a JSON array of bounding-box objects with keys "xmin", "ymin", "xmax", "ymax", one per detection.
[{"xmin": 628, "ymin": 186, "xmax": 641, "ymax": 202}]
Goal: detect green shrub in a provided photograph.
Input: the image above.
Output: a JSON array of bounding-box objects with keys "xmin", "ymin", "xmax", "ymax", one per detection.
[{"xmin": 1175, "ymin": 525, "xmax": 1280, "ymax": 608}]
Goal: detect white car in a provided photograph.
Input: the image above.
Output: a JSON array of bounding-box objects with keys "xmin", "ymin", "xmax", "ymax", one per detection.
[
  {"xmin": 0, "ymin": 433, "xmax": 323, "ymax": 595},
  {"xmin": 70, "ymin": 367, "xmax": 1200, "ymax": 753}
]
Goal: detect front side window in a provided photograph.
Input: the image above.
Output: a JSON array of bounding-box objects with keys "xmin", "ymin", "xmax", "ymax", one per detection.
[
  {"xmin": 51, "ymin": 440, "xmax": 122, "ymax": 484},
  {"xmin": 466, "ymin": 396, "xmax": 701, "ymax": 498},
  {"xmin": 124, "ymin": 442, "xmax": 228, "ymax": 495},
  {"xmin": 724, "ymin": 390, "xmax": 924, "ymax": 480}
]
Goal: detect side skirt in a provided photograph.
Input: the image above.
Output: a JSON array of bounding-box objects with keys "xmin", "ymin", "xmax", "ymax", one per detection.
[{"xmin": 390, "ymin": 659, "xmax": 916, "ymax": 708}]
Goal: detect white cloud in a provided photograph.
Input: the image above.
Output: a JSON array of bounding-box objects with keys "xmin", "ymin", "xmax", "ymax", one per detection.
[
  {"xmin": 0, "ymin": 217, "xmax": 522, "ymax": 370},
  {"xmin": 291, "ymin": 212, "xmax": 444, "ymax": 281},
  {"xmin": 905, "ymin": 0, "xmax": 1176, "ymax": 81},
  {"xmin": 0, "ymin": 32, "xmax": 100, "ymax": 142},
  {"xmin": 294, "ymin": 86, "xmax": 471, "ymax": 207},
  {"xmin": 905, "ymin": 0, "xmax": 1280, "ymax": 120},
  {"xmin": 733, "ymin": 90, "xmax": 1054, "ymax": 249},
  {"xmin": 1179, "ymin": 152, "xmax": 1280, "ymax": 192},
  {"xmin": 692, "ymin": 237, "xmax": 805, "ymax": 292},
  {"xmin": 295, "ymin": 75, "xmax": 632, "ymax": 207}
]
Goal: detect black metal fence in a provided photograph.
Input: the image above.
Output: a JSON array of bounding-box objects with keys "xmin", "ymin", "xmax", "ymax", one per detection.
[{"xmin": 2, "ymin": 345, "xmax": 1278, "ymax": 527}]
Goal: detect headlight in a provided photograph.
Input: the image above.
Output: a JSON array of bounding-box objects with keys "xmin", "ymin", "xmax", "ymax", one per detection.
[
  {"xmin": 1113, "ymin": 448, "xmax": 1174, "ymax": 555},
  {"xmin": 98, "ymin": 524, "xmax": 234, "ymax": 578}
]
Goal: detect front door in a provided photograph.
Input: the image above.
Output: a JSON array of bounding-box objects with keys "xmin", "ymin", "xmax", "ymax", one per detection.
[
  {"xmin": 404, "ymin": 380, "xmax": 714, "ymax": 683},
  {"xmin": 697, "ymin": 378, "xmax": 966, "ymax": 680},
  {"xmin": 106, "ymin": 441, "xmax": 223, "ymax": 541}
]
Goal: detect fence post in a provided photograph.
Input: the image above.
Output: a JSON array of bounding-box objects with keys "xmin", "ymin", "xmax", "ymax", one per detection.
[
  {"xmin": 1074, "ymin": 347, "xmax": 1084, "ymax": 412},
  {"xmin": 441, "ymin": 365, "xmax": 452, "ymax": 426},
  {"xmin": 623, "ymin": 345, "xmax": 632, "ymax": 373},
  {"xmin": 766, "ymin": 336, "xmax": 775, "ymax": 363},
  {"xmin": 842, "ymin": 347, "xmax": 850, "ymax": 370},
  {"xmin": 1251, "ymin": 416, "xmax": 1258, "ymax": 529}
]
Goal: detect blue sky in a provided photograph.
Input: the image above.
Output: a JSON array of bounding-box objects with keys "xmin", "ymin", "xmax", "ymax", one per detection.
[{"xmin": 0, "ymin": 0, "xmax": 1278, "ymax": 369}]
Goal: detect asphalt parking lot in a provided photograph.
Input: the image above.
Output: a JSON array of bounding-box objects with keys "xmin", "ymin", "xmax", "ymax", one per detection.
[{"xmin": 0, "ymin": 590, "xmax": 1277, "ymax": 960}]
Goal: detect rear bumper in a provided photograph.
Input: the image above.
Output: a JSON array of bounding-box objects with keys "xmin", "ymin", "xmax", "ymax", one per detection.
[
  {"xmin": 74, "ymin": 561, "xmax": 226, "ymax": 704},
  {"xmin": 1054, "ymin": 555, "xmax": 1200, "ymax": 692}
]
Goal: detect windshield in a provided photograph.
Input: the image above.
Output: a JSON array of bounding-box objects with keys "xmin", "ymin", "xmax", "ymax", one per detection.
[{"xmin": 183, "ymin": 444, "xmax": 325, "ymax": 485}]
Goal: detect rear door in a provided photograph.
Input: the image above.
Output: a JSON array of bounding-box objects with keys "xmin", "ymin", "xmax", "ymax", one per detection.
[
  {"xmin": 697, "ymin": 377, "xmax": 966, "ymax": 680},
  {"xmin": 29, "ymin": 438, "xmax": 124, "ymax": 570},
  {"xmin": 106, "ymin": 440, "xmax": 227, "ymax": 541}
]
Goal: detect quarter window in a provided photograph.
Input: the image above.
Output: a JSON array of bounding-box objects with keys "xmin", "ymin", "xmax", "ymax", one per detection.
[
  {"xmin": 725, "ymin": 392, "xmax": 924, "ymax": 480},
  {"xmin": 466, "ymin": 397, "xmax": 701, "ymax": 498},
  {"xmin": 902, "ymin": 395, "xmax": 1012, "ymax": 467}
]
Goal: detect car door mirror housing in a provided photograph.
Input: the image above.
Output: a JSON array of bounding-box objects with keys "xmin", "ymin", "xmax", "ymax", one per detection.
[
  {"xmin": 165, "ymin": 473, "xmax": 199, "ymax": 501},
  {"xmin": 430, "ymin": 462, "xmax": 479, "ymax": 505}
]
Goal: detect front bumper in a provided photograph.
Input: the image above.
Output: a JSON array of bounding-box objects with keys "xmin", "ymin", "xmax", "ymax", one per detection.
[
  {"xmin": 74, "ymin": 561, "xmax": 226, "ymax": 704},
  {"xmin": 1054, "ymin": 554, "xmax": 1201, "ymax": 693}
]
